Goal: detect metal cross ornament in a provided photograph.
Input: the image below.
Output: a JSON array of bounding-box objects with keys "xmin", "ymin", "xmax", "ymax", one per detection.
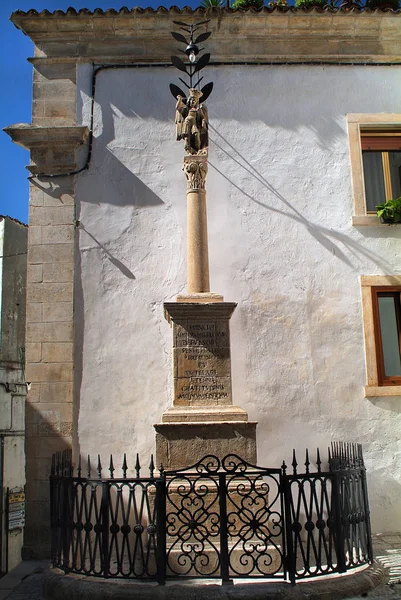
[{"xmin": 170, "ymin": 20, "xmax": 214, "ymax": 155}]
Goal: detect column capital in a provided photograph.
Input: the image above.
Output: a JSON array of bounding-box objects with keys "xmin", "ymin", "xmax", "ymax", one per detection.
[{"xmin": 183, "ymin": 154, "xmax": 208, "ymax": 192}]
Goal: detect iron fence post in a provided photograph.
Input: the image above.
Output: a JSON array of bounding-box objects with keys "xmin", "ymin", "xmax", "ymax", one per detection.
[
  {"xmin": 59, "ymin": 478, "xmax": 65, "ymax": 569},
  {"xmin": 101, "ymin": 481, "xmax": 110, "ymax": 578},
  {"xmin": 62, "ymin": 476, "xmax": 72, "ymax": 572},
  {"xmin": 361, "ymin": 468, "xmax": 373, "ymax": 562},
  {"xmin": 56, "ymin": 479, "xmax": 62, "ymax": 567},
  {"xmin": 282, "ymin": 473, "xmax": 296, "ymax": 585},
  {"xmin": 218, "ymin": 472, "xmax": 230, "ymax": 583},
  {"xmin": 49, "ymin": 475, "xmax": 56, "ymax": 566},
  {"xmin": 155, "ymin": 476, "xmax": 166, "ymax": 585},
  {"xmin": 332, "ymin": 472, "xmax": 346, "ymax": 573}
]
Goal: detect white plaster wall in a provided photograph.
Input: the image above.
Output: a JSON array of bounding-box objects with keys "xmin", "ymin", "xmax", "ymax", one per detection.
[
  {"xmin": 76, "ymin": 65, "xmax": 401, "ymax": 532},
  {"xmin": 3, "ymin": 435, "xmax": 25, "ymax": 571}
]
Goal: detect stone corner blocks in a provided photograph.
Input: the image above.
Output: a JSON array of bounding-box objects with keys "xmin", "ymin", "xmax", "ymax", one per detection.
[{"xmin": 3, "ymin": 124, "xmax": 89, "ymax": 174}]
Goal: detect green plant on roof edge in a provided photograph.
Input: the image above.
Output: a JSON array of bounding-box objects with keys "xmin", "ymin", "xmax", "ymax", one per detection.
[
  {"xmin": 295, "ymin": 0, "xmax": 328, "ymax": 6},
  {"xmin": 268, "ymin": 0, "xmax": 288, "ymax": 7},
  {"xmin": 232, "ymin": 0, "xmax": 265, "ymax": 8},
  {"xmin": 376, "ymin": 196, "xmax": 401, "ymax": 224},
  {"xmin": 200, "ymin": 0, "xmax": 226, "ymax": 7}
]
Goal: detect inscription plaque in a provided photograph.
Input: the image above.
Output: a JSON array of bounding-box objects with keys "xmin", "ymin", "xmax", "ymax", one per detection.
[{"xmin": 165, "ymin": 303, "xmax": 237, "ymax": 408}]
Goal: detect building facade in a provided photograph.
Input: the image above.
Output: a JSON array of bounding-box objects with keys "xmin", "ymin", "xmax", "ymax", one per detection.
[
  {"xmin": 5, "ymin": 7, "xmax": 401, "ymax": 558},
  {"xmin": 0, "ymin": 216, "xmax": 27, "ymax": 573}
]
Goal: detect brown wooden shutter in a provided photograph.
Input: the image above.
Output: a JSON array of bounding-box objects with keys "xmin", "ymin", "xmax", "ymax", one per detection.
[{"xmin": 361, "ymin": 136, "xmax": 401, "ymax": 151}]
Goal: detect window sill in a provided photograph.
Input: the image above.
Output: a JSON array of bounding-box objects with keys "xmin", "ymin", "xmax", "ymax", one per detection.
[
  {"xmin": 352, "ymin": 215, "xmax": 396, "ymax": 226},
  {"xmin": 364, "ymin": 385, "xmax": 401, "ymax": 397}
]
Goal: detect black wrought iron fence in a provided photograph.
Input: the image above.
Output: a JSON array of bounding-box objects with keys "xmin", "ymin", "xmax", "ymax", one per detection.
[{"xmin": 50, "ymin": 442, "xmax": 373, "ymax": 584}]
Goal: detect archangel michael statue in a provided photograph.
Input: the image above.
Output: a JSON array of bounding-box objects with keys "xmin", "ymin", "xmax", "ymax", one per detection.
[{"xmin": 175, "ymin": 88, "xmax": 209, "ymax": 156}]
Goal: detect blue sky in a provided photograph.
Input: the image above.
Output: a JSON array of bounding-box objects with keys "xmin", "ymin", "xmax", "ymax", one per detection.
[{"xmin": 0, "ymin": 0, "xmax": 202, "ymax": 224}]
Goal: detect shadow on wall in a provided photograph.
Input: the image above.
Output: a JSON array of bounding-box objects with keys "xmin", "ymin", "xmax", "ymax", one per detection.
[
  {"xmin": 367, "ymin": 396, "xmax": 401, "ymax": 415},
  {"xmin": 78, "ymin": 146, "xmax": 164, "ymax": 208},
  {"xmin": 76, "ymin": 68, "xmax": 397, "ymax": 273},
  {"xmin": 24, "ymin": 402, "xmax": 72, "ymax": 559},
  {"xmin": 90, "ymin": 66, "xmax": 401, "ymax": 149},
  {"xmin": 30, "ymin": 177, "xmax": 75, "ymax": 202},
  {"xmin": 368, "ymin": 471, "xmax": 401, "ymax": 533},
  {"xmin": 208, "ymin": 123, "xmax": 396, "ymax": 275},
  {"xmin": 78, "ymin": 225, "xmax": 135, "ymax": 280},
  {"xmin": 78, "ymin": 78, "xmax": 164, "ymax": 208},
  {"xmin": 91, "ymin": 67, "xmax": 381, "ymax": 146}
]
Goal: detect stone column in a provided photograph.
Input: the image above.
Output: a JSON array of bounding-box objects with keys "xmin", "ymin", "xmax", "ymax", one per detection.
[
  {"xmin": 155, "ymin": 98, "xmax": 257, "ymax": 472},
  {"xmin": 183, "ymin": 155, "xmax": 210, "ymax": 294}
]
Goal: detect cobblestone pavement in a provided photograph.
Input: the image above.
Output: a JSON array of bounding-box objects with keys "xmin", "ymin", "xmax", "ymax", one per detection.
[
  {"xmin": 1, "ymin": 534, "xmax": 400, "ymax": 600},
  {"xmin": 346, "ymin": 533, "xmax": 401, "ymax": 600},
  {"xmin": 3, "ymin": 572, "xmax": 45, "ymax": 600}
]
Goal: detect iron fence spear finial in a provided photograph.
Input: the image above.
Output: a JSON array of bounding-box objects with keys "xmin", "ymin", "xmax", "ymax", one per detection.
[
  {"xmin": 122, "ymin": 453, "xmax": 128, "ymax": 479},
  {"xmin": 305, "ymin": 448, "xmax": 310, "ymax": 474},
  {"xmin": 109, "ymin": 454, "xmax": 115, "ymax": 479},
  {"xmin": 292, "ymin": 449, "xmax": 298, "ymax": 475},
  {"xmin": 316, "ymin": 448, "xmax": 322, "ymax": 473},
  {"xmin": 149, "ymin": 454, "xmax": 155, "ymax": 478},
  {"xmin": 135, "ymin": 453, "xmax": 141, "ymax": 478}
]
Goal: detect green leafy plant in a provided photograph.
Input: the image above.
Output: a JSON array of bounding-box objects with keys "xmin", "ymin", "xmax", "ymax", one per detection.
[
  {"xmin": 232, "ymin": 0, "xmax": 264, "ymax": 8},
  {"xmin": 268, "ymin": 0, "xmax": 288, "ymax": 7},
  {"xmin": 376, "ymin": 196, "xmax": 401, "ymax": 223},
  {"xmin": 200, "ymin": 0, "xmax": 225, "ymax": 6},
  {"xmin": 295, "ymin": 0, "xmax": 328, "ymax": 7}
]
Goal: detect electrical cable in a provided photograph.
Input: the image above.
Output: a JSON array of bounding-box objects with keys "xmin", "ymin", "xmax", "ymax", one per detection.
[{"xmin": 27, "ymin": 59, "xmax": 401, "ymax": 180}]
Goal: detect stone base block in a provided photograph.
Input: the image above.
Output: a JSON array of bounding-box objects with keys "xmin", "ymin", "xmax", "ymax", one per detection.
[
  {"xmin": 161, "ymin": 406, "xmax": 249, "ymax": 423},
  {"xmin": 154, "ymin": 421, "xmax": 257, "ymax": 470},
  {"xmin": 176, "ymin": 293, "xmax": 224, "ymax": 303}
]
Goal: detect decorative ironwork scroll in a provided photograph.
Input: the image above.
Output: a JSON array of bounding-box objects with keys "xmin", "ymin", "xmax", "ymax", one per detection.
[
  {"xmin": 165, "ymin": 473, "xmax": 220, "ymax": 577},
  {"xmin": 164, "ymin": 454, "xmax": 284, "ymax": 580},
  {"xmin": 49, "ymin": 445, "xmax": 373, "ymax": 584},
  {"xmin": 225, "ymin": 469, "xmax": 283, "ymax": 577}
]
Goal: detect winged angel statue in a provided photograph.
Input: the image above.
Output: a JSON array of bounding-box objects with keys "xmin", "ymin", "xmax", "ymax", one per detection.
[
  {"xmin": 175, "ymin": 88, "xmax": 209, "ymax": 156},
  {"xmin": 170, "ymin": 19, "xmax": 213, "ymax": 156}
]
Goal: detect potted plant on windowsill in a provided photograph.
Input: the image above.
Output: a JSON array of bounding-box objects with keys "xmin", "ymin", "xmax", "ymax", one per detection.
[{"xmin": 376, "ymin": 196, "xmax": 401, "ymax": 224}]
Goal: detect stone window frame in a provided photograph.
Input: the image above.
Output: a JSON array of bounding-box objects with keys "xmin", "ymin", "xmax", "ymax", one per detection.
[
  {"xmin": 361, "ymin": 275, "xmax": 401, "ymax": 397},
  {"xmin": 347, "ymin": 114, "xmax": 401, "ymax": 226}
]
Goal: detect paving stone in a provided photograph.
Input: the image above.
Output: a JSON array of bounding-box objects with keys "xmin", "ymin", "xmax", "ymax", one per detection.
[{"xmin": 3, "ymin": 536, "xmax": 401, "ymax": 600}]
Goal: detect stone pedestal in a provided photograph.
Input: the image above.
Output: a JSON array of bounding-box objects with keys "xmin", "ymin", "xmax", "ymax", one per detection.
[
  {"xmin": 155, "ymin": 301, "xmax": 257, "ymax": 470},
  {"xmin": 155, "ymin": 421, "xmax": 257, "ymax": 470}
]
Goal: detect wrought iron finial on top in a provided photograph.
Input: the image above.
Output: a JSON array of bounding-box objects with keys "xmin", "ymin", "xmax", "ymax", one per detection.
[{"xmin": 169, "ymin": 20, "xmax": 213, "ymax": 156}]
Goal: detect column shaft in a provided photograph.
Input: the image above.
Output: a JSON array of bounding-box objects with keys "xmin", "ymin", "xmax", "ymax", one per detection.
[{"xmin": 187, "ymin": 188, "xmax": 210, "ymax": 293}]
